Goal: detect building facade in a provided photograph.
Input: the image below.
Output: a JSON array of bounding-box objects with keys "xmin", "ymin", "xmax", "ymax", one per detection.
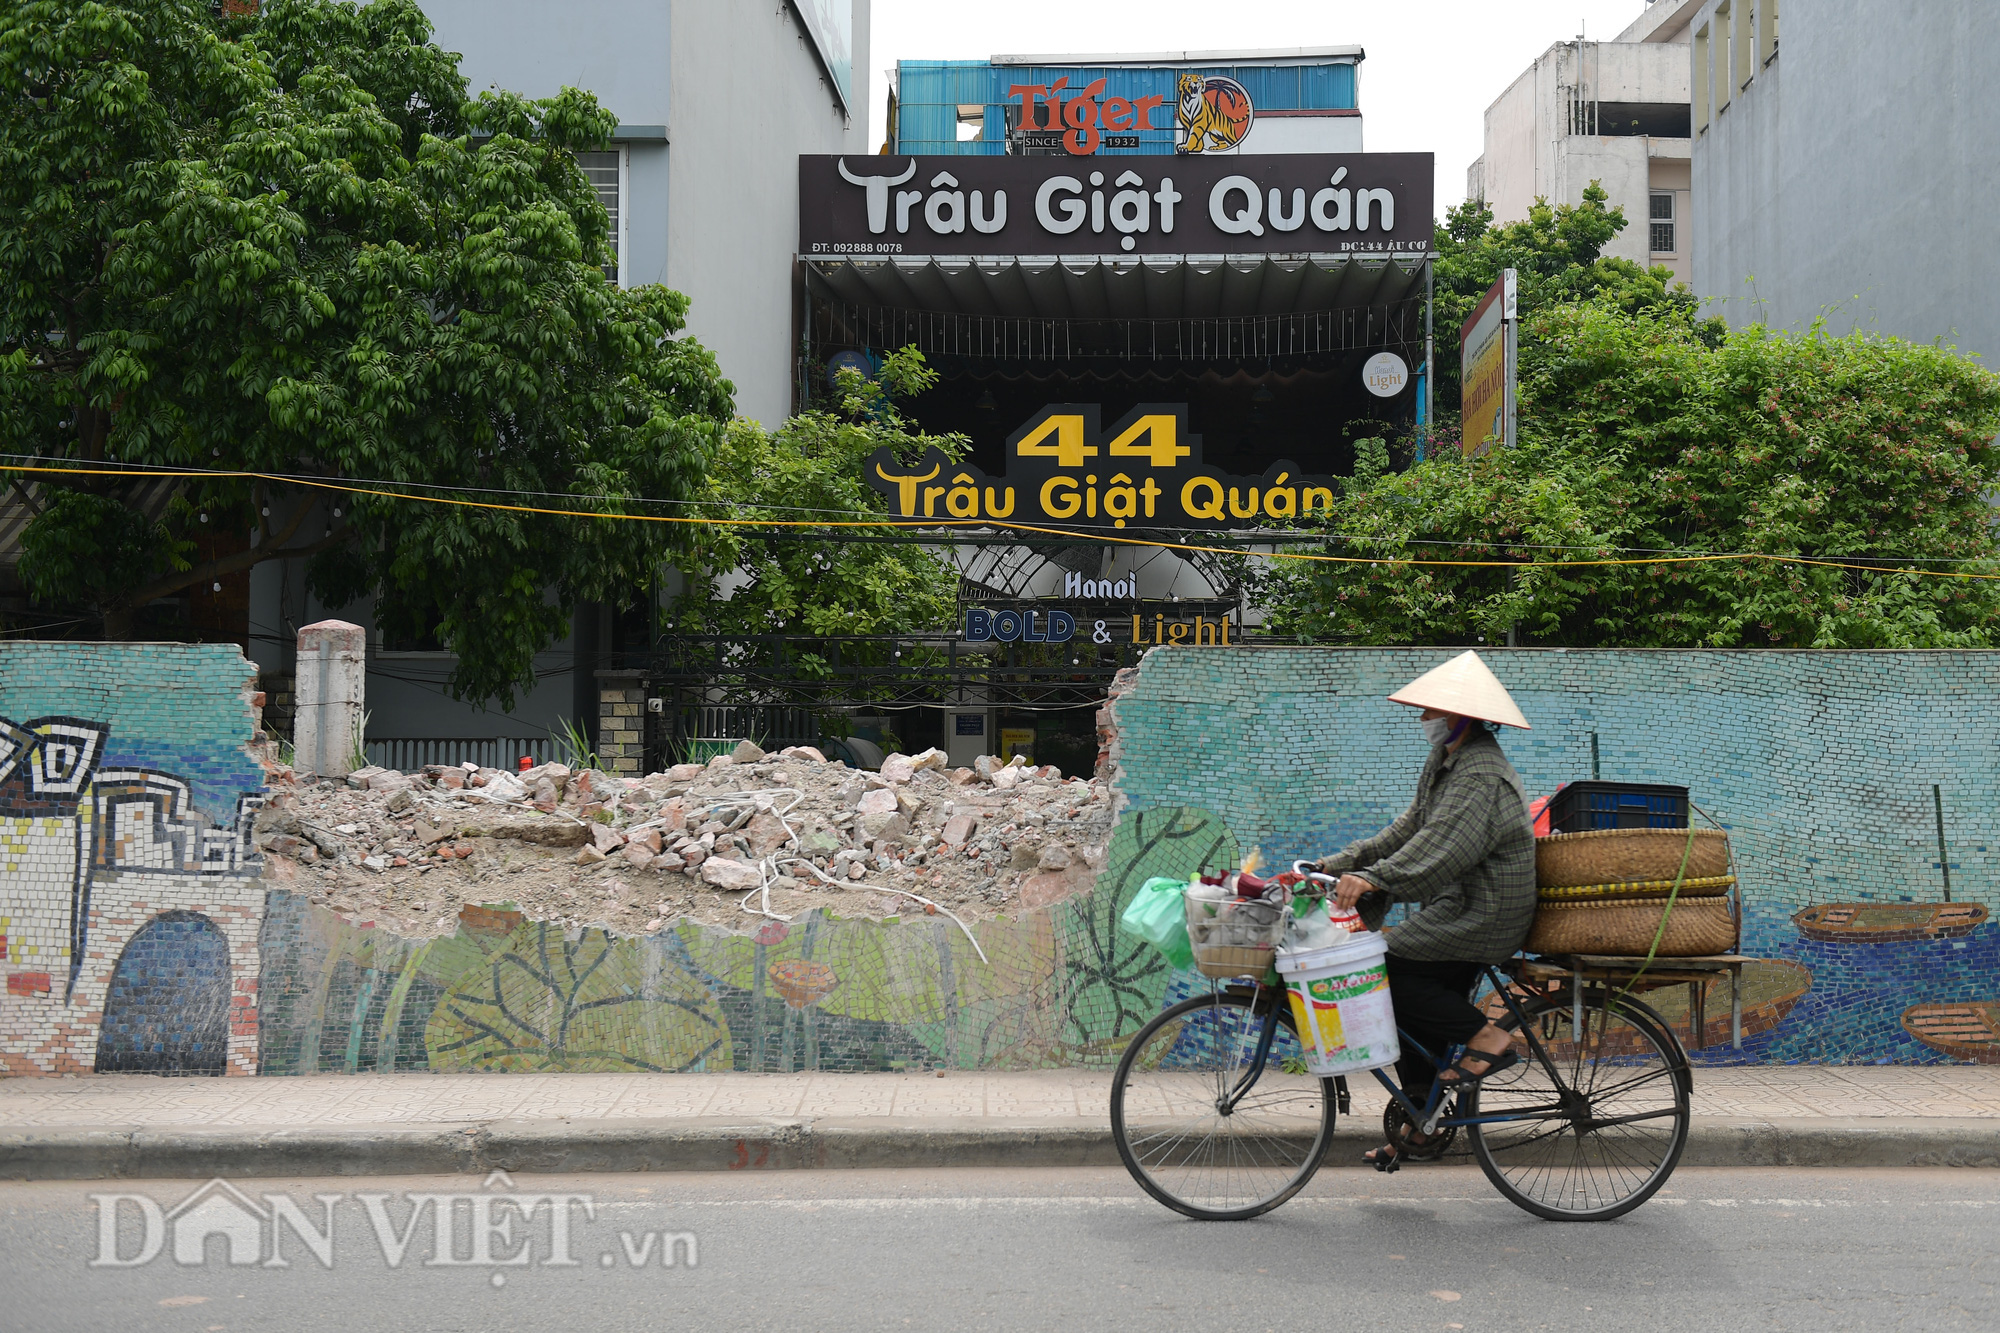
[
  {"xmin": 1466, "ymin": 0, "xmax": 1699, "ymax": 283},
  {"xmin": 1689, "ymin": 0, "xmax": 1999, "ymax": 363},
  {"xmin": 788, "ymin": 47, "xmax": 1434, "ymax": 768},
  {"xmin": 246, "ymin": 1, "xmax": 871, "ymax": 766}
]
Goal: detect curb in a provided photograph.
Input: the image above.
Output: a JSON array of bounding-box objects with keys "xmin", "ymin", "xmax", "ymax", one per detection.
[{"xmin": 4, "ymin": 1116, "xmax": 1998, "ymax": 1180}]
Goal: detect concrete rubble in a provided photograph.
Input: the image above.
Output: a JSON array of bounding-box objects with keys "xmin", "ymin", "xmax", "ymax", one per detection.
[{"xmin": 253, "ymin": 741, "xmax": 1113, "ymax": 938}]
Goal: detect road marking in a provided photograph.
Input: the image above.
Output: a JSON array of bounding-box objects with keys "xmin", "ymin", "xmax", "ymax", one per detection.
[{"xmin": 579, "ymin": 1193, "xmax": 2000, "ymax": 1215}]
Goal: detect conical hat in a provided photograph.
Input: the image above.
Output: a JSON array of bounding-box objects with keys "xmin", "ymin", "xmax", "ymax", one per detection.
[{"xmin": 1387, "ymin": 650, "xmax": 1531, "ymax": 729}]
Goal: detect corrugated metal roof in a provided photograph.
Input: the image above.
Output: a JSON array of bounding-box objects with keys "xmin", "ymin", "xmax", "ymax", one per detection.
[{"xmin": 804, "ymin": 253, "xmax": 1426, "ymax": 321}]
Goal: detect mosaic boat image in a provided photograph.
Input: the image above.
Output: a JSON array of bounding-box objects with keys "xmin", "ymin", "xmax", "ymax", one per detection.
[
  {"xmin": 1484, "ymin": 959, "xmax": 1811, "ymax": 1057},
  {"xmin": 1791, "ymin": 902, "xmax": 1988, "ymax": 943},
  {"xmin": 1627, "ymin": 958, "xmax": 1812, "ymax": 1050},
  {"xmin": 1901, "ymin": 1002, "xmax": 2000, "ymax": 1064}
]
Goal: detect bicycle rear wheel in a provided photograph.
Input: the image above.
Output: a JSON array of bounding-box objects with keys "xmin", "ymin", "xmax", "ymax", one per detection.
[
  {"xmin": 1466, "ymin": 988, "xmax": 1691, "ymax": 1222},
  {"xmin": 1110, "ymin": 989, "xmax": 1336, "ymax": 1221}
]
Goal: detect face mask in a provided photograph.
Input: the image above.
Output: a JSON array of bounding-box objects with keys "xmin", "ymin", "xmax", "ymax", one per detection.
[{"xmin": 1421, "ymin": 716, "xmax": 1456, "ymax": 746}]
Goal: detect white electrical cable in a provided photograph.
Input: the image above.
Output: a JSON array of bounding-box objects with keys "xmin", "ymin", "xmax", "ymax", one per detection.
[
  {"xmin": 679, "ymin": 787, "xmax": 807, "ymax": 924},
  {"xmin": 688, "ymin": 786, "xmax": 992, "ymax": 965},
  {"xmin": 744, "ymin": 858, "xmax": 991, "ymax": 966}
]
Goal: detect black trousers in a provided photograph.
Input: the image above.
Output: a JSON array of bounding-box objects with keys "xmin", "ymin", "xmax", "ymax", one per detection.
[{"xmin": 1385, "ymin": 954, "xmax": 1490, "ymax": 1100}]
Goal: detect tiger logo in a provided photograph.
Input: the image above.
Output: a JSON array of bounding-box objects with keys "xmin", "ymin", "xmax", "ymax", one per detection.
[{"xmin": 1174, "ymin": 73, "xmax": 1254, "ymax": 154}]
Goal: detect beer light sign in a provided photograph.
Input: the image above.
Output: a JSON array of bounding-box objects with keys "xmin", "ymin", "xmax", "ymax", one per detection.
[
  {"xmin": 867, "ymin": 404, "xmax": 1341, "ymax": 532},
  {"xmin": 962, "ymin": 604, "xmax": 1234, "ymax": 646}
]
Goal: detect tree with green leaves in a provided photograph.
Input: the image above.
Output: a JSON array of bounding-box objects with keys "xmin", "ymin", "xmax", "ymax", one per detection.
[
  {"xmin": 665, "ymin": 347, "xmax": 966, "ymax": 641},
  {"xmin": 1255, "ymin": 303, "xmax": 2000, "ymax": 649},
  {"xmin": 1428, "ymin": 184, "xmax": 1718, "ymax": 423},
  {"xmin": 1, "ymin": 0, "xmax": 731, "ymax": 704}
]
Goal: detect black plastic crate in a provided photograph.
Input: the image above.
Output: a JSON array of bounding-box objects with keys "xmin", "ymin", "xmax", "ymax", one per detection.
[{"xmin": 1546, "ymin": 781, "xmax": 1688, "ymax": 833}]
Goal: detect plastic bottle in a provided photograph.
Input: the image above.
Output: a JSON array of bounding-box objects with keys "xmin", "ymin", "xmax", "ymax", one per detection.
[{"xmin": 1284, "ymin": 899, "xmax": 1368, "ymax": 953}]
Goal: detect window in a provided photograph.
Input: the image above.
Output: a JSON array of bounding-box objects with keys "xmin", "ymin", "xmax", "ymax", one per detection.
[
  {"xmin": 1734, "ymin": 0, "xmax": 1755, "ymax": 89},
  {"xmin": 380, "ymin": 608, "xmax": 446, "ymax": 654},
  {"xmin": 1760, "ymin": 0, "xmax": 1779, "ymax": 64},
  {"xmin": 1694, "ymin": 25, "xmax": 1710, "ymax": 132},
  {"xmin": 576, "ymin": 149, "xmax": 626, "ymax": 285},
  {"xmin": 1594, "ymin": 102, "xmax": 1693, "ymax": 138},
  {"xmin": 1713, "ymin": 3, "xmax": 1731, "ymax": 112},
  {"xmin": 1649, "ymin": 193, "xmax": 1676, "ymax": 254}
]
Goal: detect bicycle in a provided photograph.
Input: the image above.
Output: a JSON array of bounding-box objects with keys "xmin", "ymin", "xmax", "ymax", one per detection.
[{"xmin": 1109, "ymin": 863, "xmax": 1693, "ymax": 1222}]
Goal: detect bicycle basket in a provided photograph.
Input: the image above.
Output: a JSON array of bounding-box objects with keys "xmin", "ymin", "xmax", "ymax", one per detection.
[{"xmin": 1186, "ymin": 890, "xmax": 1287, "ymax": 979}]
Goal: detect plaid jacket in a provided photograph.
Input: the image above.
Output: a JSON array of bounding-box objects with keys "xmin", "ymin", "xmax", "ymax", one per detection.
[{"xmin": 1318, "ymin": 730, "xmax": 1538, "ymax": 963}]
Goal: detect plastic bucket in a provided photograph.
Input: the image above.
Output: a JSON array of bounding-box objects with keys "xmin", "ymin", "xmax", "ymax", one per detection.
[{"xmin": 1276, "ymin": 932, "xmax": 1400, "ymax": 1076}]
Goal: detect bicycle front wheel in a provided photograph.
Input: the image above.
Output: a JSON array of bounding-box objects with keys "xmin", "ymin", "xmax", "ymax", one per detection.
[
  {"xmin": 1110, "ymin": 989, "xmax": 1336, "ymax": 1221},
  {"xmin": 1466, "ymin": 987, "xmax": 1692, "ymax": 1222}
]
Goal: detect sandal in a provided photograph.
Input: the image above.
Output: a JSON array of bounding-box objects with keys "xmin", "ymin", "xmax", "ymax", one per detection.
[
  {"xmin": 1361, "ymin": 1143, "xmax": 1403, "ymax": 1174},
  {"xmin": 1437, "ymin": 1047, "xmax": 1520, "ymax": 1087},
  {"xmin": 1362, "ymin": 1123, "xmax": 1429, "ymax": 1173}
]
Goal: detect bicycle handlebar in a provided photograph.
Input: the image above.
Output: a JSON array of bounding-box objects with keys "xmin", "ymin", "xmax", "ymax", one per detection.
[{"xmin": 1289, "ymin": 860, "xmax": 1388, "ymax": 909}]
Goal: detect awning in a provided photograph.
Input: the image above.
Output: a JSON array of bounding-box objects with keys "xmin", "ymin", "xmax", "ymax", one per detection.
[{"xmin": 803, "ymin": 253, "xmax": 1429, "ymax": 322}]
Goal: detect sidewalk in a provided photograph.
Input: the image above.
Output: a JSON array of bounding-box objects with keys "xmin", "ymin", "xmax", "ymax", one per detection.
[{"xmin": 4, "ymin": 1066, "xmax": 1998, "ymax": 1180}]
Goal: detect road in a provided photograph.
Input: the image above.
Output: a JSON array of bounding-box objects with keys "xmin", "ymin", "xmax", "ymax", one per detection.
[{"xmin": 1, "ymin": 1166, "xmax": 1994, "ymax": 1331}]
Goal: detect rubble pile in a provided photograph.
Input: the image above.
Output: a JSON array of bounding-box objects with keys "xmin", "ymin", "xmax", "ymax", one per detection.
[{"xmin": 255, "ymin": 742, "xmax": 1113, "ymax": 937}]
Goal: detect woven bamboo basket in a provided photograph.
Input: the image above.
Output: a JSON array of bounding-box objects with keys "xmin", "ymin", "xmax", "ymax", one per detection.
[
  {"xmin": 1536, "ymin": 827, "xmax": 1731, "ymax": 889},
  {"xmin": 1193, "ymin": 944, "xmax": 1279, "ymax": 979},
  {"xmin": 1526, "ymin": 895, "xmax": 1739, "ymax": 956},
  {"xmin": 1537, "ymin": 874, "xmax": 1736, "ymax": 903}
]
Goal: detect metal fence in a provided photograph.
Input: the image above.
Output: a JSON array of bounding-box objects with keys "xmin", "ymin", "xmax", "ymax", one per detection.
[
  {"xmin": 660, "ymin": 705, "xmax": 826, "ymax": 765},
  {"xmin": 365, "ymin": 737, "xmax": 565, "ymax": 774}
]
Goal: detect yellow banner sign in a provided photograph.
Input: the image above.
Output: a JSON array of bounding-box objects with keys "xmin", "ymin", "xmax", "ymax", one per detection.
[
  {"xmin": 1459, "ymin": 270, "xmax": 1515, "ymax": 455},
  {"xmin": 868, "ymin": 404, "xmax": 1343, "ymax": 531}
]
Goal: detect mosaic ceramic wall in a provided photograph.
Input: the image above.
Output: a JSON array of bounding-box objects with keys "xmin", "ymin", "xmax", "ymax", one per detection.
[
  {"xmin": 1110, "ymin": 647, "xmax": 2000, "ymax": 1065},
  {"xmin": 10, "ymin": 642, "xmax": 1999, "ymax": 1075},
  {"xmin": 0, "ymin": 643, "xmax": 266, "ymax": 1075},
  {"xmin": 254, "ymin": 804, "xmax": 1235, "ymax": 1074}
]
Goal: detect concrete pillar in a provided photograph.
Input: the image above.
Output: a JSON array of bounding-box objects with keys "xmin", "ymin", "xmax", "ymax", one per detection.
[
  {"xmin": 946, "ymin": 706, "xmax": 993, "ymax": 771},
  {"xmin": 596, "ymin": 669, "xmax": 646, "ymax": 775},
  {"xmin": 294, "ymin": 620, "xmax": 366, "ymax": 779}
]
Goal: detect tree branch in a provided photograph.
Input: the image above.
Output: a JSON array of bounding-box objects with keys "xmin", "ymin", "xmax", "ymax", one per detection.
[
  {"xmin": 8, "ymin": 477, "xmax": 44, "ymax": 517},
  {"xmin": 113, "ymin": 500, "xmax": 340, "ymax": 609}
]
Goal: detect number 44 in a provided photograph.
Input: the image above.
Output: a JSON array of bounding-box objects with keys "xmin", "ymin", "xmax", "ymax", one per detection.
[{"xmin": 1014, "ymin": 412, "xmax": 1188, "ymax": 468}]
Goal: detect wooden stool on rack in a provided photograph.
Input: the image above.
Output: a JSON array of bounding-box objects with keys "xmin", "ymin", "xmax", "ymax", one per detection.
[{"xmin": 1515, "ymin": 954, "xmax": 1754, "ymax": 1051}]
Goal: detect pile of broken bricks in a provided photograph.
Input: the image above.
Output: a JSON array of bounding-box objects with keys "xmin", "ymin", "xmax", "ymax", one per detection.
[{"xmin": 254, "ymin": 740, "xmax": 1114, "ymax": 937}]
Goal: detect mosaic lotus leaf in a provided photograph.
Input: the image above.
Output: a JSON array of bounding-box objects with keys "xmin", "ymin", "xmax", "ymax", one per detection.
[{"xmin": 426, "ymin": 921, "xmax": 730, "ymax": 1072}]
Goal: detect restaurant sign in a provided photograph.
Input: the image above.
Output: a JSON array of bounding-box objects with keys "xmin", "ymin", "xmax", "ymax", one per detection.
[
  {"xmin": 868, "ymin": 404, "xmax": 1340, "ymax": 532},
  {"xmin": 1460, "ymin": 269, "xmax": 1516, "ymax": 455},
  {"xmin": 802, "ymin": 153, "xmax": 1433, "ymax": 257}
]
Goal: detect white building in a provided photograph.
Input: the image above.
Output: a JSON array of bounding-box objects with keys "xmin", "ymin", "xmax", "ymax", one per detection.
[
  {"xmin": 421, "ymin": 0, "xmax": 871, "ymax": 428},
  {"xmin": 247, "ymin": 2, "xmax": 872, "ymax": 761},
  {"xmin": 1689, "ymin": 0, "xmax": 1999, "ymax": 363},
  {"xmin": 1465, "ymin": 0, "xmax": 1701, "ymax": 283}
]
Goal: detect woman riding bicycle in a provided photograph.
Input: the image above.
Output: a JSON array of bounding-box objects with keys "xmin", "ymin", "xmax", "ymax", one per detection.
[{"xmin": 1314, "ymin": 650, "xmax": 1539, "ymax": 1171}]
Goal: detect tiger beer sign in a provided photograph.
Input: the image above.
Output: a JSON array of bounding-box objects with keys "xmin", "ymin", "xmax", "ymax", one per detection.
[{"xmin": 866, "ymin": 405, "xmax": 1341, "ymax": 531}]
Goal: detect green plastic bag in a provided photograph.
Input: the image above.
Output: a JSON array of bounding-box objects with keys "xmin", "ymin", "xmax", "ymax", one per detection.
[{"xmin": 1118, "ymin": 876, "xmax": 1194, "ymax": 970}]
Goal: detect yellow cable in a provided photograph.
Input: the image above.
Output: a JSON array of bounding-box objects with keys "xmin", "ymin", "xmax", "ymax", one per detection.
[{"xmin": 8, "ymin": 461, "xmax": 2000, "ymax": 581}]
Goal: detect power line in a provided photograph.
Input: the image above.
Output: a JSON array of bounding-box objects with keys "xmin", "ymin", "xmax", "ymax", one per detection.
[{"xmin": 8, "ymin": 459, "xmax": 2000, "ymax": 582}]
